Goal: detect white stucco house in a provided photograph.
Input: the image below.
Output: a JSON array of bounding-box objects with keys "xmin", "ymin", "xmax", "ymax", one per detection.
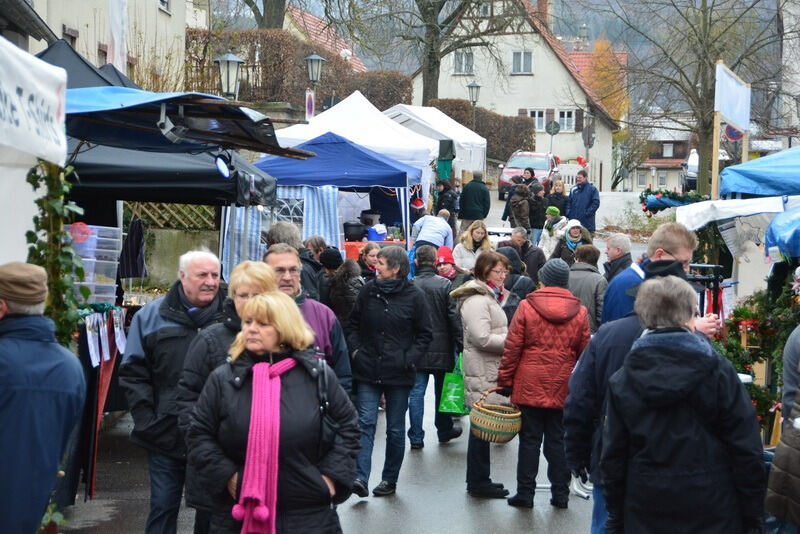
[{"xmin": 411, "ymin": 0, "xmax": 619, "ymax": 190}]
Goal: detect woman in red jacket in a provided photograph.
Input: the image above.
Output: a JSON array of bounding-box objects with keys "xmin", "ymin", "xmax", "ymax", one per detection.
[{"xmin": 497, "ymin": 258, "xmax": 591, "ymax": 509}]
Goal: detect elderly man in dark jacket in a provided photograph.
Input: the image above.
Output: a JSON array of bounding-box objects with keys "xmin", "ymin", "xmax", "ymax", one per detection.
[
  {"xmin": 601, "ymin": 276, "xmax": 765, "ymax": 534},
  {"xmin": 564, "ymin": 260, "xmax": 724, "ymax": 534},
  {"xmin": 120, "ymin": 248, "xmax": 226, "ymax": 534},
  {"xmin": 348, "ymin": 246, "xmax": 433, "ymax": 497},
  {"xmin": 459, "ymin": 171, "xmax": 491, "ymax": 233},
  {"xmin": 603, "ymin": 233, "xmax": 632, "ymax": 282},
  {"xmin": 0, "ymin": 262, "xmax": 86, "ymax": 534},
  {"xmin": 408, "ymin": 245, "xmax": 464, "ymax": 449},
  {"xmin": 509, "ymin": 227, "xmax": 546, "ymax": 284}
]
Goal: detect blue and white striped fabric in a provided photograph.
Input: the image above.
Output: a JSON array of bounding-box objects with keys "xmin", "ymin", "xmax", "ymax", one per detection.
[
  {"xmin": 396, "ymin": 186, "xmax": 410, "ymax": 248},
  {"xmin": 221, "ymin": 206, "xmax": 264, "ymax": 279},
  {"xmin": 302, "ymin": 185, "xmax": 340, "ymax": 249},
  {"xmin": 277, "ymin": 185, "xmax": 304, "ymax": 199}
]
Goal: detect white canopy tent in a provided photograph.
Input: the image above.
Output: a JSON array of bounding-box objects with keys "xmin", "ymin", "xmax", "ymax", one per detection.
[
  {"xmin": 0, "ymin": 36, "xmax": 68, "ymax": 264},
  {"xmin": 383, "ymin": 103, "xmax": 487, "ymax": 179},
  {"xmin": 276, "ymin": 91, "xmax": 438, "ymax": 202}
]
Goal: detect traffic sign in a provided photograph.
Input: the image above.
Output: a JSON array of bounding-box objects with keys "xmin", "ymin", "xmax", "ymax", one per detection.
[
  {"xmin": 545, "ymin": 120, "xmax": 560, "ymax": 136},
  {"xmin": 725, "ymin": 125, "xmax": 743, "ymax": 142}
]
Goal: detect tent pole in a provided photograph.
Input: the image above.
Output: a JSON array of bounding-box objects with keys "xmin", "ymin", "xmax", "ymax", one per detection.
[{"xmin": 242, "ymin": 206, "xmax": 250, "ymax": 264}]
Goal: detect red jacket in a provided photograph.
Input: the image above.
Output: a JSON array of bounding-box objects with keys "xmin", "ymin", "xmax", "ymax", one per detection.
[{"xmin": 497, "ymin": 287, "xmax": 591, "ymax": 408}]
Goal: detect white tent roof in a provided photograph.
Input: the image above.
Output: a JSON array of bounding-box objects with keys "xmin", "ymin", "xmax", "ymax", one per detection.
[{"xmin": 276, "ymin": 91, "xmax": 438, "ymax": 174}]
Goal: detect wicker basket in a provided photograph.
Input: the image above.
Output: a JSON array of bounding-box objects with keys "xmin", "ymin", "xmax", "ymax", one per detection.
[{"xmin": 469, "ymin": 387, "xmax": 522, "ymax": 444}]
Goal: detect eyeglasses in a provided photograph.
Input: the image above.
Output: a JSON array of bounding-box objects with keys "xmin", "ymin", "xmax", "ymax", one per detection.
[
  {"xmin": 490, "ymin": 268, "xmax": 509, "ymax": 277},
  {"xmin": 661, "ymin": 249, "xmax": 692, "ymax": 269},
  {"xmin": 274, "ymin": 267, "xmax": 301, "ymax": 276}
]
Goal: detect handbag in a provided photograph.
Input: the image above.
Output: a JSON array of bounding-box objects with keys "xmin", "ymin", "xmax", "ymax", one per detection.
[
  {"xmin": 439, "ymin": 353, "xmax": 470, "ymax": 415},
  {"xmin": 315, "ymin": 357, "xmax": 340, "ymax": 459}
]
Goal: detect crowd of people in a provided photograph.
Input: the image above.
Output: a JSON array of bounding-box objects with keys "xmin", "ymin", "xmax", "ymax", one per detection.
[{"xmin": 2, "ymin": 172, "xmax": 793, "ymax": 534}]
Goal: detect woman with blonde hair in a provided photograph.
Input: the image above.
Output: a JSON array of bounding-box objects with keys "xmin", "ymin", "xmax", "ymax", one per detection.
[
  {"xmin": 177, "ymin": 261, "xmax": 277, "ymax": 523},
  {"xmin": 453, "ymin": 220, "xmax": 493, "ymax": 271},
  {"xmin": 187, "ymin": 292, "xmax": 359, "ymax": 532},
  {"xmin": 546, "ymin": 179, "xmax": 568, "ymax": 217}
]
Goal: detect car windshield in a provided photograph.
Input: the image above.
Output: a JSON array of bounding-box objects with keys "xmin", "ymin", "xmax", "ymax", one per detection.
[{"xmin": 506, "ymin": 155, "xmax": 549, "ymax": 170}]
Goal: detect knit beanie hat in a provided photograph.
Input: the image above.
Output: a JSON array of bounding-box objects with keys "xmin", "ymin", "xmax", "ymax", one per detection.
[
  {"xmin": 546, "ymin": 206, "xmax": 560, "ymax": 217},
  {"xmin": 539, "ymin": 258, "xmax": 570, "ymax": 288},
  {"xmin": 531, "ymin": 183, "xmax": 544, "ymax": 195},
  {"xmin": 319, "ymin": 248, "xmax": 344, "ymax": 270},
  {"xmin": 436, "ymin": 246, "xmax": 456, "ymax": 266}
]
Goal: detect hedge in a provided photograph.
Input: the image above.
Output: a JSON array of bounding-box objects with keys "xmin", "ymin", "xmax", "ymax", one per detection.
[
  {"xmin": 185, "ymin": 28, "xmax": 411, "ymax": 111},
  {"xmin": 428, "ymin": 98, "xmax": 535, "ymax": 161}
]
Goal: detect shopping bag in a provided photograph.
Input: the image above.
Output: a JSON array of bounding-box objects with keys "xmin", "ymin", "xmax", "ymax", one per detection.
[{"xmin": 439, "ymin": 353, "xmax": 469, "ymax": 415}]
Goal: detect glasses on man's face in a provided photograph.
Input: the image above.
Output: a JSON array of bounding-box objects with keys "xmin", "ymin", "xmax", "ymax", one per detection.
[
  {"xmin": 274, "ymin": 267, "xmax": 301, "ymax": 277},
  {"xmin": 661, "ymin": 249, "xmax": 691, "ymax": 269},
  {"xmin": 490, "ymin": 268, "xmax": 508, "ymax": 277}
]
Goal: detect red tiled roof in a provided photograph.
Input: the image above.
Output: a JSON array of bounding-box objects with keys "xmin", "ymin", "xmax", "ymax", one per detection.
[
  {"xmin": 567, "ymin": 51, "xmax": 628, "ymax": 76},
  {"xmin": 519, "ymin": 1, "xmax": 615, "ymax": 127},
  {"xmin": 286, "ymin": 6, "xmax": 368, "ymax": 73}
]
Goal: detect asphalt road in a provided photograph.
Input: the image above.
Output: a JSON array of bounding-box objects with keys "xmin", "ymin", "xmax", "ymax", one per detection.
[{"xmin": 63, "ymin": 194, "xmax": 657, "ymax": 533}]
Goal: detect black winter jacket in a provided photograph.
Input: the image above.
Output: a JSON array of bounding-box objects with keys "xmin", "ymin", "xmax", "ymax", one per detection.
[
  {"xmin": 601, "ymin": 328, "xmax": 766, "ymax": 533},
  {"xmin": 546, "ymin": 192, "xmax": 568, "ymax": 217},
  {"xmin": 358, "ymin": 258, "xmax": 376, "ymax": 282},
  {"xmin": 528, "ymin": 195, "xmax": 547, "ymax": 230},
  {"xmin": 299, "ymin": 247, "xmax": 322, "ymax": 301},
  {"xmin": 519, "ymin": 241, "xmax": 546, "ymax": 285},
  {"xmin": 177, "ymin": 298, "xmax": 239, "ymax": 510},
  {"xmin": 328, "ymin": 276, "xmax": 364, "ymax": 337},
  {"xmin": 120, "ymin": 282, "xmax": 226, "ymax": 459},
  {"xmin": 186, "ymin": 349, "xmax": 359, "ymax": 524},
  {"xmin": 603, "ymin": 252, "xmax": 633, "ymax": 282},
  {"xmin": 347, "ymin": 278, "xmax": 433, "ymax": 386},
  {"xmin": 504, "ymin": 273, "xmax": 536, "ymax": 302},
  {"xmin": 459, "ymin": 177, "xmax": 491, "ymax": 220},
  {"xmin": 413, "ymin": 266, "xmax": 462, "ymax": 371},
  {"xmin": 436, "ymin": 189, "xmax": 459, "ymax": 227}
]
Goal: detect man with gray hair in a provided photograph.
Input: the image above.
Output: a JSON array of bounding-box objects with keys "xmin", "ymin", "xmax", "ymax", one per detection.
[
  {"xmin": 0, "ymin": 262, "xmax": 86, "ymax": 534},
  {"xmin": 603, "ymin": 233, "xmax": 632, "ymax": 282},
  {"xmin": 120, "ymin": 248, "xmax": 226, "ymax": 534},
  {"xmin": 510, "ymin": 227, "xmax": 546, "ymax": 284},
  {"xmin": 266, "ymin": 221, "xmax": 322, "ymax": 301}
]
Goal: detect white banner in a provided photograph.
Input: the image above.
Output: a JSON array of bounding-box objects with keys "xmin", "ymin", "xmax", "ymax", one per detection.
[
  {"xmin": 714, "ymin": 63, "xmax": 751, "ymax": 131},
  {"xmin": 0, "ymin": 36, "xmax": 67, "ymax": 167},
  {"xmin": 108, "ymin": 0, "xmax": 129, "ymax": 73}
]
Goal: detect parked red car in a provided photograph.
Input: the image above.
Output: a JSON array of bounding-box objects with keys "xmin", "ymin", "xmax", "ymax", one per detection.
[{"xmin": 497, "ymin": 151, "xmax": 560, "ymax": 200}]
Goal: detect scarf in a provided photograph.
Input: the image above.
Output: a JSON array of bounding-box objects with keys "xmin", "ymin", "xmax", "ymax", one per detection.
[
  {"xmin": 565, "ymin": 232, "xmax": 583, "ymax": 252},
  {"xmin": 375, "ymin": 278, "xmax": 403, "ymax": 293},
  {"xmin": 545, "ymin": 217, "xmax": 562, "ymax": 236},
  {"xmin": 472, "ymin": 240, "xmax": 483, "ymax": 253},
  {"xmin": 486, "ymin": 280, "xmax": 505, "ymax": 303},
  {"xmin": 177, "ymin": 284, "xmax": 219, "ymax": 326},
  {"xmin": 439, "ymin": 265, "xmax": 457, "ymax": 279},
  {"xmin": 231, "ymin": 358, "xmax": 297, "ymax": 534}
]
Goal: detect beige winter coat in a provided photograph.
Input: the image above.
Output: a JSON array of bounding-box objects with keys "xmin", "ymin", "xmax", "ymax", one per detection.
[{"xmin": 450, "ymin": 279, "xmax": 509, "ymax": 408}]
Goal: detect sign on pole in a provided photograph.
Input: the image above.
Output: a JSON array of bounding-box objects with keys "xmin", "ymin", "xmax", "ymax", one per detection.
[
  {"xmin": 545, "ymin": 120, "xmax": 560, "ymax": 153},
  {"xmin": 711, "ymin": 61, "xmax": 751, "ymax": 199},
  {"xmin": 305, "ymin": 89, "xmax": 315, "ymax": 121}
]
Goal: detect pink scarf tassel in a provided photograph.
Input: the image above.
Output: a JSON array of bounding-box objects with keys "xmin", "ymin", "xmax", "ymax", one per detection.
[{"xmin": 232, "ymin": 358, "xmax": 297, "ymax": 534}]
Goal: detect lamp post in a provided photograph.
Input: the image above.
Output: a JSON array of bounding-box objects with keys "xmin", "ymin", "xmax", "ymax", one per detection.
[
  {"xmin": 213, "ymin": 51, "xmax": 244, "ymax": 100},
  {"xmin": 467, "ymin": 81, "xmax": 480, "ymax": 129},
  {"xmin": 304, "ymin": 53, "xmax": 326, "ymax": 119}
]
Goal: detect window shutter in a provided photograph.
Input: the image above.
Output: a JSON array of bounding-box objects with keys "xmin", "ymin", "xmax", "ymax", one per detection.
[
  {"xmin": 575, "ymin": 109, "xmax": 584, "ymax": 132},
  {"xmin": 518, "ymin": 108, "xmax": 528, "ymax": 117},
  {"xmin": 546, "ymin": 108, "xmax": 554, "ymax": 123}
]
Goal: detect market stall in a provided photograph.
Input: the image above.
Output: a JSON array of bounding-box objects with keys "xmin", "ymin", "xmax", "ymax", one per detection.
[
  {"xmin": 721, "ymin": 146, "xmax": 800, "ymax": 198},
  {"xmin": 383, "ymin": 103, "xmax": 487, "ymax": 179},
  {"xmin": 256, "ymin": 131, "xmax": 421, "ymax": 248}
]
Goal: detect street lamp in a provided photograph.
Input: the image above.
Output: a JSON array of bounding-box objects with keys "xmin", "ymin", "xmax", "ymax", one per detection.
[
  {"xmin": 213, "ymin": 51, "xmax": 244, "ymax": 100},
  {"xmin": 467, "ymin": 81, "xmax": 481, "ymax": 129},
  {"xmin": 304, "ymin": 53, "xmax": 326, "ymax": 119}
]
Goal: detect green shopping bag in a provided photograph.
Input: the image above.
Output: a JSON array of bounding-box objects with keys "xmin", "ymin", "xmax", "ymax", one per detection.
[{"xmin": 438, "ymin": 353, "xmax": 470, "ymax": 415}]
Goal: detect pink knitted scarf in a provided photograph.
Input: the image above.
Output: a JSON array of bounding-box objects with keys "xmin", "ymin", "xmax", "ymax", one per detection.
[{"xmin": 231, "ymin": 358, "xmax": 297, "ymax": 534}]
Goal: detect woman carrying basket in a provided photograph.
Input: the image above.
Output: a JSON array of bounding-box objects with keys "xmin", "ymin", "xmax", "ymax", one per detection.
[
  {"xmin": 497, "ymin": 258, "xmax": 590, "ymax": 509},
  {"xmin": 450, "ymin": 251, "xmax": 512, "ymax": 499}
]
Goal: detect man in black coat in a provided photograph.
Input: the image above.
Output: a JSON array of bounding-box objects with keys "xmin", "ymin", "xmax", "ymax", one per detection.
[
  {"xmin": 603, "ymin": 233, "xmax": 633, "ymax": 282},
  {"xmin": 510, "ymin": 227, "xmax": 546, "ymax": 284},
  {"xmin": 458, "ymin": 171, "xmax": 491, "ymax": 233},
  {"xmin": 408, "ymin": 245, "xmax": 464, "ymax": 449},
  {"xmin": 120, "ymin": 248, "xmax": 226, "ymax": 534}
]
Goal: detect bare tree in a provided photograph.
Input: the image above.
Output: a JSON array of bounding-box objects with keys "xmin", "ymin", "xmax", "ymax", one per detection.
[
  {"xmin": 577, "ymin": 0, "xmax": 799, "ymax": 195},
  {"xmin": 320, "ymin": 0, "xmax": 530, "ymax": 104}
]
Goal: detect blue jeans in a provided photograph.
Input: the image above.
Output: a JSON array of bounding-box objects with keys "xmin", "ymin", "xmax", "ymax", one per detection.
[
  {"xmin": 355, "ymin": 382, "xmax": 411, "ymax": 484},
  {"xmin": 146, "ymin": 452, "xmax": 185, "ymax": 534},
  {"xmin": 591, "ymin": 484, "xmax": 608, "ymax": 534},
  {"xmin": 530, "ymin": 228, "xmax": 543, "ymax": 247},
  {"xmin": 407, "ymin": 371, "xmax": 453, "ymax": 444}
]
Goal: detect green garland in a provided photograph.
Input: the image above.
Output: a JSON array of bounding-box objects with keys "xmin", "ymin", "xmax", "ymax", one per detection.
[{"xmin": 639, "ymin": 188, "xmax": 708, "ymax": 215}]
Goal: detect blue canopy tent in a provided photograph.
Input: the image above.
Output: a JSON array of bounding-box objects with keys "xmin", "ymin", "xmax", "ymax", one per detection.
[
  {"xmin": 255, "ymin": 132, "xmax": 422, "ymax": 247},
  {"xmin": 766, "ymin": 207, "xmax": 800, "ymax": 258},
  {"xmin": 721, "ymin": 146, "xmax": 800, "ymax": 197}
]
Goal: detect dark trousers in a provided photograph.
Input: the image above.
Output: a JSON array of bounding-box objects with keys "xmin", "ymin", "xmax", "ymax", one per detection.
[
  {"xmin": 146, "ymin": 452, "xmax": 185, "ymax": 534},
  {"xmin": 466, "ymin": 427, "xmax": 493, "ymax": 489},
  {"xmin": 516, "ymin": 406, "xmax": 570, "ymax": 501},
  {"xmin": 408, "ymin": 370, "xmax": 454, "ymax": 444}
]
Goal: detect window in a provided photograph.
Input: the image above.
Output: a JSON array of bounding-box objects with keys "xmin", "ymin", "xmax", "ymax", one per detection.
[
  {"xmin": 512, "ymin": 51, "xmax": 533, "ymax": 74},
  {"xmin": 637, "ymin": 172, "xmax": 646, "ymax": 187},
  {"xmin": 658, "ymin": 171, "xmax": 667, "ymax": 187},
  {"xmin": 159, "ymin": 0, "xmax": 170, "ymax": 11},
  {"xmin": 558, "ymin": 110, "xmax": 574, "ymax": 131},
  {"xmin": 529, "ymin": 109, "xmax": 545, "ymax": 131},
  {"xmin": 62, "ymin": 25, "xmax": 78, "ymax": 47},
  {"xmin": 662, "ymin": 143, "xmax": 674, "ymax": 158},
  {"xmin": 453, "ymin": 51, "xmax": 474, "ymax": 75},
  {"xmin": 479, "ymin": 3, "xmax": 491, "ymax": 17},
  {"xmin": 97, "ymin": 43, "xmax": 108, "ymax": 66}
]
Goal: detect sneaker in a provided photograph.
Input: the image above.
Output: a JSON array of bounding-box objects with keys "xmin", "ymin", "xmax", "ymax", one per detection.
[
  {"xmin": 372, "ymin": 480, "xmax": 397, "ymax": 497},
  {"xmin": 550, "ymin": 497, "xmax": 568, "ymax": 509},
  {"xmin": 438, "ymin": 427, "xmax": 463, "ymax": 443},
  {"xmin": 410, "ymin": 441, "xmax": 424, "ymax": 450},
  {"xmin": 507, "ymin": 494, "xmax": 534, "ymax": 508},
  {"xmin": 352, "ymin": 479, "xmax": 369, "ymax": 498},
  {"xmin": 467, "ymin": 485, "xmax": 510, "ymax": 498}
]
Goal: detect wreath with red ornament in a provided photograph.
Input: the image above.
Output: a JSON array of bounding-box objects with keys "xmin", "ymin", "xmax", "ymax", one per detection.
[{"xmin": 638, "ymin": 188, "xmax": 708, "ymax": 216}]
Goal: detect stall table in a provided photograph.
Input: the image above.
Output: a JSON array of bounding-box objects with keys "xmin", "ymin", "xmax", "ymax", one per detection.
[{"xmin": 344, "ymin": 240, "xmax": 407, "ymax": 259}]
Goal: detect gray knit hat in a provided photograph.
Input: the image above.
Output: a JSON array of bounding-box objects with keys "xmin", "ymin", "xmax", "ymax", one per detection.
[{"xmin": 539, "ymin": 258, "xmax": 570, "ymax": 288}]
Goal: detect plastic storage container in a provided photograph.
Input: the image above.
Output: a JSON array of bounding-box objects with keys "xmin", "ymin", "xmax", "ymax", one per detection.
[
  {"xmin": 79, "ymin": 259, "xmax": 118, "ymax": 284},
  {"xmin": 66, "ymin": 224, "xmax": 122, "ymax": 241},
  {"xmin": 74, "ymin": 282, "xmax": 117, "ymax": 304},
  {"xmin": 73, "ymin": 238, "xmax": 122, "ymax": 261},
  {"xmin": 367, "ymin": 225, "xmax": 387, "ymax": 241}
]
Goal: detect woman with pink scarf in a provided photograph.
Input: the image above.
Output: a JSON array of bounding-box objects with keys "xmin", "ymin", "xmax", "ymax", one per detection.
[{"xmin": 187, "ymin": 291, "xmax": 359, "ymax": 533}]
